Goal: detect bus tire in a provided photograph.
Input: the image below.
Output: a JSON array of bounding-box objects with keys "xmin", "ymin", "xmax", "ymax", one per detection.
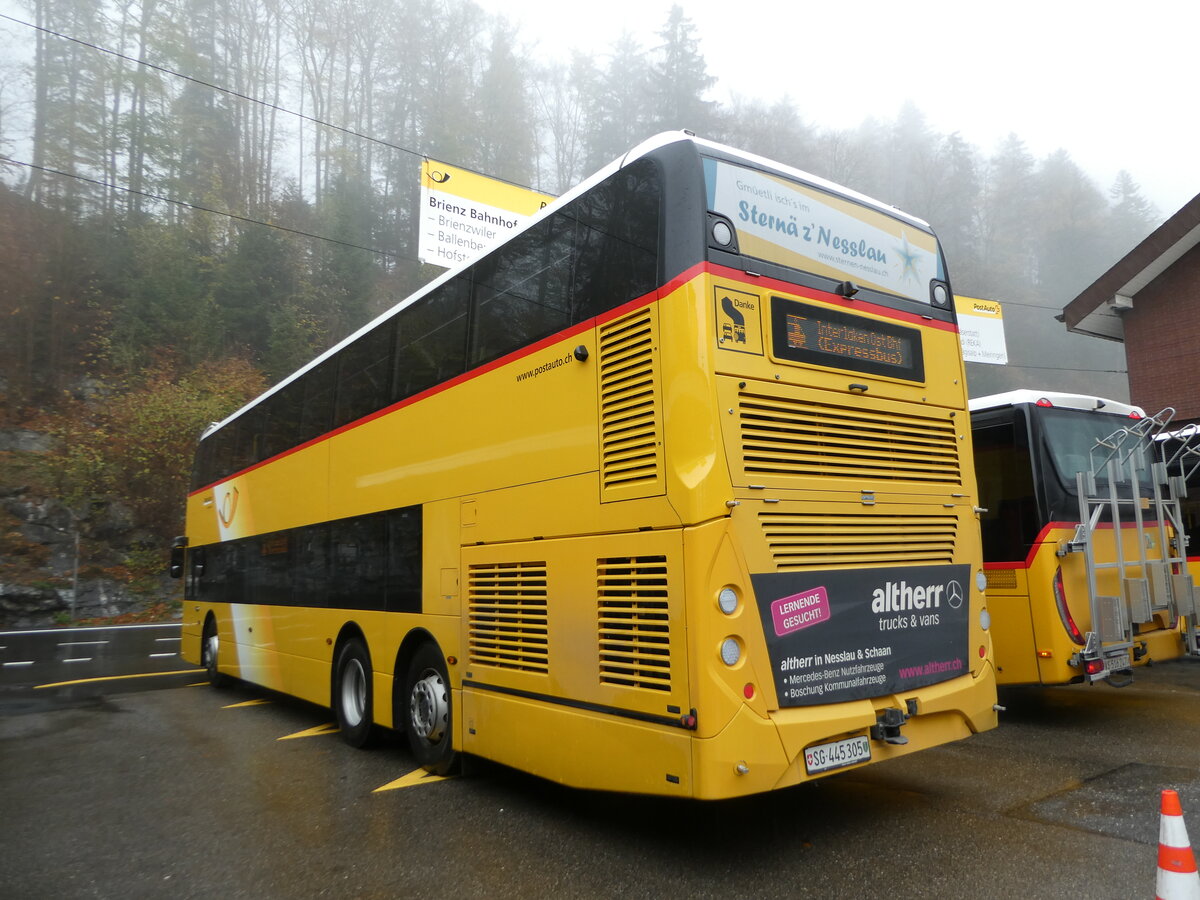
[
  {"xmin": 201, "ymin": 617, "xmax": 229, "ymax": 689},
  {"xmin": 403, "ymin": 643, "xmax": 455, "ymax": 775},
  {"xmin": 333, "ymin": 638, "xmax": 376, "ymax": 748}
]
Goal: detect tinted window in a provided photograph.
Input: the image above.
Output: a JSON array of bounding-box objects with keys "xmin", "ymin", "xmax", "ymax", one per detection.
[
  {"xmin": 469, "ymin": 216, "xmax": 574, "ymax": 368},
  {"xmin": 974, "ymin": 421, "xmax": 1040, "ymax": 562},
  {"xmin": 335, "ymin": 321, "xmax": 396, "ymax": 427},
  {"xmin": 387, "ymin": 506, "xmax": 422, "ymax": 613},
  {"xmin": 260, "ymin": 383, "xmax": 304, "ymax": 461},
  {"xmin": 292, "ymin": 524, "xmax": 329, "ymax": 608},
  {"xmin": 299, "ymin": 358, "xmax": 337, "ymax": 444},
  {"xmin": 330, "ymin": 516, "xmax": 388, "ymax": 611},
  {"xmin": 572, "ymin": 159, "xmax": 661, "ymax": 321},
  {"xmin": 250, "ymin": 532, "xmax": 293, "ymax": 606},
  {"xmin": 231, "ymin": 406, "xmax": 265, "ymax": 473},
  {"xmin": 395, "ymin": 275, "xmax": 470, "ymax": 401}
]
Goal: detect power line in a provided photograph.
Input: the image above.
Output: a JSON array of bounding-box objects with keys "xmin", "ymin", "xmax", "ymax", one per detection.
[
  {"xmin": 0, "ymin": 156, "xmax": 401, "ymax": 258},
  {"xmin": 0, "ymin": 11, "xmax": 548, "ymax": 197},
  {"xmin": 0, "ymin": 11, "xmax": 422, "ymax": 162}
]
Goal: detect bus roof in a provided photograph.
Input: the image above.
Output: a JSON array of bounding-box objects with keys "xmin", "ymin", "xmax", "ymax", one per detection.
[{"xmin": 968, "ymin": 390, "xmax": 1145, "ymax": 417}]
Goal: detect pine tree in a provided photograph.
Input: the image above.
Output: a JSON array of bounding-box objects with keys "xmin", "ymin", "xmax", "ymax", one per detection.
[{"xmin": 648, "ymin": 5, "xmax": 716, "ymax": 136}]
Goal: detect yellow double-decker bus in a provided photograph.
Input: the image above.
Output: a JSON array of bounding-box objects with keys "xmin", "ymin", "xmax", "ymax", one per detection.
[
  {"xmin": 175, "ymin": 132, "xmax": 998, "ymax": 798},
  {"xmin": 970, "ymin": 391, "xmax": 1196, "ymax": 686}
]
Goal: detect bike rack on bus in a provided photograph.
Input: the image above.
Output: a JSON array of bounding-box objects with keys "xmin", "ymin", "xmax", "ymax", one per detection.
[
  {"xmin": 1163, "ymin": 423, "xmax": 1200, "ymax": 656},
  {"xmin": 1070, "ymin": 408, "xmax": 1200, "ymax": 682}
]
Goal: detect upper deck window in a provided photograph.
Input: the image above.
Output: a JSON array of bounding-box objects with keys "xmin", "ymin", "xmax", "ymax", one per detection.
[{"xmin": 703, "ymin": 157, "xmax": 941, "ymax": 305}]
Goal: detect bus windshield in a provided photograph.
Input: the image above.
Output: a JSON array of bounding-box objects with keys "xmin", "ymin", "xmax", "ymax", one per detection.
[
  {"xmin": 1035, "ymin": 407, "xmax": 1154, "ymax": 491},
  {"xmin": 703, "ymin": 156, "xmax": 942, "ymax": 305}
]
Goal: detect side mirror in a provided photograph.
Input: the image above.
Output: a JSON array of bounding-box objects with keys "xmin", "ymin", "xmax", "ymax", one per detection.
[{"xmin": 169, "ymin": 535, "xmax": 188, "ymax": 579}]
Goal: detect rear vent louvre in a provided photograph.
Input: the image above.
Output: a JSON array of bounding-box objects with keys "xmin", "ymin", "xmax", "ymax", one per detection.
[
  {"xmin": 740, "ymin": 393, "xmax": 962, "ymax": 485},
  {"xmin": 597, "ymin": 556, "xmax": 672, "ymax": 692},
  {"xmin": 761, "ymin": 511, "xmax": 959, "ymax": 570},
  {"xmin": 468, "ymin": 561, "xmax": 549, "ymax": 673},
  {"xmin": 599, "ymin": 308, "xmax": 664, "ymax": 501}
]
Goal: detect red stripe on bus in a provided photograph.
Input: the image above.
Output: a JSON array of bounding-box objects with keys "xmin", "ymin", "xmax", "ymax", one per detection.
[{"xmin": 984, "ymin": 520, "xmax": 1174, "ymax": 570}]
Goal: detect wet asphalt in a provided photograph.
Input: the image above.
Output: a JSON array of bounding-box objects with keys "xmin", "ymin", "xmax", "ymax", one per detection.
[{"xmin": 2, "ymin": 629, "xmax": 1198, "ymax": 899}]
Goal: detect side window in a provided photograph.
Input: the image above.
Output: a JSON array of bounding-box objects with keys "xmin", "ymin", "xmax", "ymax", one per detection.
[
  {"xmin": 230, "ymin": 406, "xmax": 265, "ymax": 474},
  {"xmin": 191, "ymin": 439, "xmax": 213, "ymax": 491},
  {"xmin": 299, "ymin": 358, "xmax": 337, "ymax": 445},
  {"xmin": 394, "ymin": 276, "xmax": 470, "ymax": 401},
  {"xmin": 386, "ymin": 506, "xmax": 423, "ymax": 613},
  {"xmin": 292, "ymin": 525, "xmax": 329, "ymax": 608},
  {"xmin": 251, "ymin": 532, "xmax": 293, "ymax": 606},
  {"xmin": 330, "ymin": 516, "xmax": 388, "ymax": 612},
  {"xmin": 468, "ymin": 216, "xmax": 574, "ymax": 369},
  {"xmin": 335, "ymin": 321, "xmax": 396, "ymax": 428},
  {"xmin": 572, "ymin": 159, "xmax": 661, "ymax": 322},
  {"xmin": 974, "ymin": 420, "xmax": 1039, "ymax": 562},
  {"xmin": 260, "ymin": 382, "xmax": 304, "ymax": 462}
]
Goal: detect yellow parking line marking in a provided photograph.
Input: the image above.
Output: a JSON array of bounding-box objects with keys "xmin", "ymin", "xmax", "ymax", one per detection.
[
  {"xmin": 373, "ymin": 768, "xmax": 453, "ymax": 793},
  {"xmin": 277, "ymin": 722, "xmax": 339, "ymax": 740},
  {"xmin": 33, "ymin": 669, "xmax": 201, "ymax": 689},
  {"xmin": 222, "ymin": 698, "xmax": 272, "ymax": 708}
]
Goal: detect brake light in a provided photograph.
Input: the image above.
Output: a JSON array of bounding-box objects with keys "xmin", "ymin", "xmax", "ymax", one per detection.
[
  {"xmin": 1036, "ymin": 398, "xmax": 1054, "ymax": 407},
  {"xmin": 1129, "ymin": 411, "xmax": 1143, "ymax": 420},
  {"xmin": 1084, "ymin": 658, "xmax": 1105, "ymax": 676},
  {"xmin": 1053, "ymin": 568, "xmax": 1085, "ymax": 645}
]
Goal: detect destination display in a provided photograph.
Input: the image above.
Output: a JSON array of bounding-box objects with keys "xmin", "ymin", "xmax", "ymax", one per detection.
[
  {"xmin": 770, "ymin": 296, "xmax": 924, "ymax": 381},
  {"xmin": 751, "ymin": 564, "xmax": 970, "ymax": 707}
]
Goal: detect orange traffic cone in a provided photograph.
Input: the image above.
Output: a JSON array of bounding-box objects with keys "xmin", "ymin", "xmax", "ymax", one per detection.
[{"xmin": 1157, "ymin": 789, "xmax": 1200, "ymax": 900}]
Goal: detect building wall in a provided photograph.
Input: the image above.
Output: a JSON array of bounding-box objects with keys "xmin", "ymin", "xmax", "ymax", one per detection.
[{"xmin": 1123, "ymin": 242, "xmax": 1200, "ymax": 424}]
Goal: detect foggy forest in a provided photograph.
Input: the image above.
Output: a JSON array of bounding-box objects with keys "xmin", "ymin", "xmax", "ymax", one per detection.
[{"xmin": 0, "ymin": 0, "xmax": 1163, "ymax": 619}]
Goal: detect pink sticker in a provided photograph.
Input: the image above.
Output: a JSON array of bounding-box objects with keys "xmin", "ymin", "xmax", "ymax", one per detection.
[{"xmin": 772, "ymin": 588, "xmax": 831, "ymax": 636}]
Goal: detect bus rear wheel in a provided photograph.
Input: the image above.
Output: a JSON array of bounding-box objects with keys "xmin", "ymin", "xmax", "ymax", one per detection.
[
  {"xmin": 333, "ymin": 638, "xmax": 375, "ymax": 748},
  {"xmin": 403, "ymin": 644, "xmax": 455, "ymax": 775}
]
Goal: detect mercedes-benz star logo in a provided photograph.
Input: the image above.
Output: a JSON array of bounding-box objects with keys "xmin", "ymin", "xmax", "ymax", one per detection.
[{"xmin": 946, "ymin": 580, "xmax": 964, "ymax": 609}]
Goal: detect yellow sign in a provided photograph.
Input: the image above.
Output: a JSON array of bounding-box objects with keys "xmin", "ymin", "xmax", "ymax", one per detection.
[
  {"xmin": 714, "ymin": 285, "xmax": 763, "ymax": 355},
  {"xmin": 419, "ymin": 161, "xmax": 554, "ymax": 268}
]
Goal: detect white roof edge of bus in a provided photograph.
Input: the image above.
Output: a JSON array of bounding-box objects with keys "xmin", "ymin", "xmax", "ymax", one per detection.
[
  {"xmin": 968, "ymin": 389, "xmax": 1145, "ymax": 417},
  {"xmin": 202, "ymin": 131, "xmax": 928, "ymax": 439}
]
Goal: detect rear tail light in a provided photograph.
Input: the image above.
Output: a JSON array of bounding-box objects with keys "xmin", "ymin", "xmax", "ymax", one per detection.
[
  {"xmin": 1084, "ymin": 658, "xmax": 1105, "ymax": 676},
  {"xmin": 1053, "ymin": 568, "xmax": 1085, "ymax": 645}
]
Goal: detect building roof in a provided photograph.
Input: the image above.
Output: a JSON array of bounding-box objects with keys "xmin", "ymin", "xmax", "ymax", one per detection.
[{"xmin": 1060, "ymin": 192, "xmax": 1200, "ymax": 341}]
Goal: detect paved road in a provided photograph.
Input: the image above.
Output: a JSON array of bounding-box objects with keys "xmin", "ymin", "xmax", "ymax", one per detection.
[
  {"xmin": 2, "ymin": 636, "xmax": 1198, "ymax": 898},
  {"xmin": 0, "ymin": 623, "xmax": 192, "ymax": 683}
]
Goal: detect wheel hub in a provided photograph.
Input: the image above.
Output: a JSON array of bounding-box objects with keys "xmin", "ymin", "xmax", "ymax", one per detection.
[{"xmin": 410, "ymin": 671, "xmax": 448, "ymax": 742}]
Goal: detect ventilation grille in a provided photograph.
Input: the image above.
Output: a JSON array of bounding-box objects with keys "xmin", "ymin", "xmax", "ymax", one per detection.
[
  {"xmin": 467, "ymin": 561, "xmax": 549, "ymax": 673},
  {"xmin": 599, "ymin": 309, "xmax": 664, "ymax": 500},
  {"xmin": 739, "ymin": 393, "xmax": 962, "ymax": 484},
  {"xmin": 761, "ymin": 511, "xmax": 959, "ymax": 570},
  {"xmin": 597, "ymin": 556, "xmax": 672, "ymax": 692}
]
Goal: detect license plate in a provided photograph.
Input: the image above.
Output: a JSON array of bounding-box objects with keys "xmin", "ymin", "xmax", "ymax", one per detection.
[
  {"xmin": 804, "ymin": 734, "xmax": 871, "ymax": 775},
  {"xmin": 1102, "ymin": 651, "xmax": 1131, "ymax": 673}
]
